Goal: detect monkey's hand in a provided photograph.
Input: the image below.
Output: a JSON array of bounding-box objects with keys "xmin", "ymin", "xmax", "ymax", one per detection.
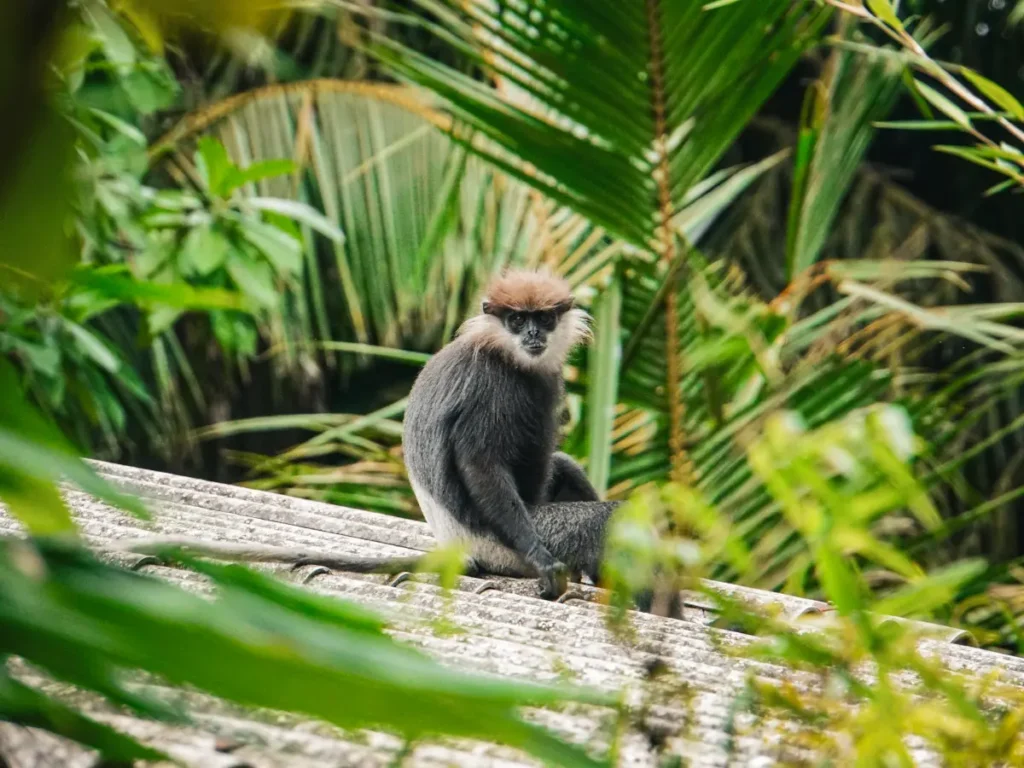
[
  {"xmin": 525, "ymin": 541, "xmax": 568, "ymax": 599},
  {"xmin": 537, "ymin": 560, "xmax": 569, "ymax": 600}
]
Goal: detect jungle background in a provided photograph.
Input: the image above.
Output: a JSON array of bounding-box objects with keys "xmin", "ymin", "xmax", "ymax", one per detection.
[{"xmin": 10, "ymin": 0, "xmax": 1024, "ymax": 764}]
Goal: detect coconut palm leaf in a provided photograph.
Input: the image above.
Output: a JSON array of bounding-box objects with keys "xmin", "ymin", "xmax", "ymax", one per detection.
[
  {"xmin": 786, "ymin": 25, "xmax": 907, "ymax": 277},
  {"xmin": 372, "ymin": 0, "xmax": 830, "ymax": 251},
  {"xmin": 369, "ymin": 0, "xmax": 832, "ymax": 477}
]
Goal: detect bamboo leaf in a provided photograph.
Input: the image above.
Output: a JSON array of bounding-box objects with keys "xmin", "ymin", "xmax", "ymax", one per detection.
[
  {"xmin": 866, "ymin": 0, "xmax": 905, "ymax": 32},
  {"xmin": 914, "ymin": 80, "xmax": 971, "ymax": 129},
  {"xmin": 961, "ymin": 67, "xmax": 1024, "ymax": 121}
]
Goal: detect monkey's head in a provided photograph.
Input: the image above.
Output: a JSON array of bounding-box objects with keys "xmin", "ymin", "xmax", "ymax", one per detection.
[{"xmin": 460, "ymin": 268, "xmax": 591, "ymax": 371}]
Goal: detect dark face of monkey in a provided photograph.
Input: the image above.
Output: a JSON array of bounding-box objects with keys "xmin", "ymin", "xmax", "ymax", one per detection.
[{"xmin": 482, "ymin": 302, "xmax": 570, "ymax": 358}]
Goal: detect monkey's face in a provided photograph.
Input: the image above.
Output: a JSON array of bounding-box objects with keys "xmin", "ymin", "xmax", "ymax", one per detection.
[
  {"xmin": 473, "ymin": 296, "xmax": 588, "ymax": 372},
  {"xmin": 505, "ymin": 309, "xmax": 558, "ymax": 357}
]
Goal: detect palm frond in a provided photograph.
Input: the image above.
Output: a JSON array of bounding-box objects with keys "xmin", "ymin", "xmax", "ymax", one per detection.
[
  {"xmin": 370, "ymin": 0, "xmax": 832, "ymax": 477},
  {"xmin": 786, "ymin": 25, "xmax": 905, "ymax": 276}
]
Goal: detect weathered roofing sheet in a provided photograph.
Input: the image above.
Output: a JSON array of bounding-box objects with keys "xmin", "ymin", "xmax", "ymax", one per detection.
[{"xmin": 1, "ymin": 460, "xmax": 1021, "ymax": 767}]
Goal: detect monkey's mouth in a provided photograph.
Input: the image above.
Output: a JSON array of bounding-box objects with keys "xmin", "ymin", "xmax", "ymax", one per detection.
[{"xmin": 523, "ymin": 342, "xmax": 546, "ymax": 357}]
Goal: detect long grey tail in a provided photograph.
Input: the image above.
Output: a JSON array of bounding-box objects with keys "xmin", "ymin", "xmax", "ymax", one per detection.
[
  {"xmin": 105, "ymin": 537, "xmax": 425, "ymax": 575},
  {"xmin": 290, "ymin": 554, "xmax": 426, "ymax": 574}
]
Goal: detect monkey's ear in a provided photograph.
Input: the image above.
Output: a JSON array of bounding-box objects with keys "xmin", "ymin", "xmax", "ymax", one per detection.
[
  {"xmin": 482, "ymin": 300, "xmax": 495, "ymax": 315},
  {"xmin": 555, "ymin": 299, "xmax": 574, "ymax": 315}
]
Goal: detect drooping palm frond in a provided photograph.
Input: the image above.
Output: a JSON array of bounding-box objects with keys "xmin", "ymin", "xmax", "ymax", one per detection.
[
  {"xmin": 373, "ymin": 0, "xmax": 829, "ymax": 250},
  {"xmin": 370, "ymin": 0, "xmax": 833, "ymax": 479}
]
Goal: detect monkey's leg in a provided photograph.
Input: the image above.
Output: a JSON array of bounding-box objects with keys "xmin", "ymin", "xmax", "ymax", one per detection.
[
  {"xmin": 545, "ymin": 452, "xmax": 600, "ymax": 503},
  {"xmin": 530, "ymin": 502, "xmax": 677, "ymax": 617},
  {"xmin": 529, "ymin": 500, "xmax": 619, "ymax": 586},
  {"xmin": 455, "ymin": 448, "xmax": 568, "ymax": 599}
]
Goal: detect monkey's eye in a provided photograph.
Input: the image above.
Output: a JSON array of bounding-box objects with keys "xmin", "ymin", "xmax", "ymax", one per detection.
[
  {"xmin": 508, "ymin": 312, "xmax": 526, "ymax": 332},
  {"xmin": 537, "ymin": 311, "xmax": 557, "ymax": 331}
]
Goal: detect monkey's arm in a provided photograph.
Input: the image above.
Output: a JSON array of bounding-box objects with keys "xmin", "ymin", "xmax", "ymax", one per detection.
[
  {"xmin": 454, "ymin": 447, "xmax": 567, "ymax": 599},
  {"xmin": 103, "ymin": 536, "xmax": 430, "ymax": 574}
]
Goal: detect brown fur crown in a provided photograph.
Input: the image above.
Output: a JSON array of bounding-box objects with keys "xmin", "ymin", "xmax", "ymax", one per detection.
[{"xmin": 482, "ymin": 268, "xmax": 574, "ymax": 312}]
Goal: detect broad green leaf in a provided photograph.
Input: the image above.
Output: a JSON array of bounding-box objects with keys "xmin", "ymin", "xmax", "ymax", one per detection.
[
  {"xmin": 9, "ymin": 341, "xmax": 61, "ymax": 379},
  {"xmin": 226, "ymin": 251, "xmax": 279, "ymax": 308},
  {"xmin": 88, "ymin": 107, "xmax": 146, "ymax": 146},
  {"xmin": 0, "ymin": 110, "xmax": 77, "ymax": 298},
  {"xmin": 116, "ymin": 1, "xmax": 164, "ymax": 53},
  {"xmin": 70, "ymin": 265, "xmax": 246, "ymax": 312},
  {"xmin": 63, "ymin": 320, "xmax": 121, "ymax": 373},
  {"xmin": 179, "ymin": 224, "xmax": 232, "ymax": 276},
  {"xmin": 239, "ymin": 219, "xmax": 304, "ymax": 275},
  {"xmin": 52, "ymin": 23, "xmax": 100, "ymax": 82},
  {"xmin": 151, "ymin": 190, "xmax": 202, "ymax": 211},
  {"xmin": 248, "ymin": 197, "xmax": 345, "ymax": 243},
  {"xmin": 222, "ymin": 159, "xmax": 298, "ymax": 195},
  {"xmin": 83, "ymin": 0, "xmax": 136, "ymax": 74},
  {"xmin": 0, "ymin": 359, "xmax": 147, "ymax": 530},
  {"xmin": 961, "ymin": 68, "xmax": 1024, "ymax": 121},
  {"xmin": 195, "ymin": 137, "xmax": 232, "ymax": 197},
  {"xmin": 121, "ymin": 67, "xmax": 179, "ymax": 115}
]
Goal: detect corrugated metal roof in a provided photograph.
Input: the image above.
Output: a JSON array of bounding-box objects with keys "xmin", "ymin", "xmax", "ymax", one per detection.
[{"xmin": 1, "ymin": 460, "xmax": 1021, "ymax": 767}]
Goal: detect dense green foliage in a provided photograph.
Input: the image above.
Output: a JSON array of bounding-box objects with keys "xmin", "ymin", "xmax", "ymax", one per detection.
[{"xmin": 5, "ymin": 0, "xmax": 1024, "ymax": 764}]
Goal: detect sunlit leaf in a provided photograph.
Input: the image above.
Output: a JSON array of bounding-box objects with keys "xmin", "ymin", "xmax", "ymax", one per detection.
[
  {"xmin": 222, "ymin": 159, "xmax": 298, "ymax": 196},
  {"xmin": 195, "ymin": 137, "xmax": 232, "ymax": 197},
  {"xmin": 238, "ymin": 219, "xmax": 303, "ymax": 275},
  {"xmin": 226, "ymin": 251, "xmax": 279, "ymax": 308},
  {"xmin": 248, "ymin": 197, "xmax": 345, "ymax": 243},
  {"xmin": 866, "ymin": 0, "xmax": 905, "ymax": 32},
  {"xmin": 179, "ymin": 224, "xmax": 232, "ymax": 276},
  {"xmin": 961, "ymin": 67, "xmax": 1024, "ymax": 121},
  {"xmin": 913, "ymin": 80, "xmax": 971, "ymax": 129}
]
